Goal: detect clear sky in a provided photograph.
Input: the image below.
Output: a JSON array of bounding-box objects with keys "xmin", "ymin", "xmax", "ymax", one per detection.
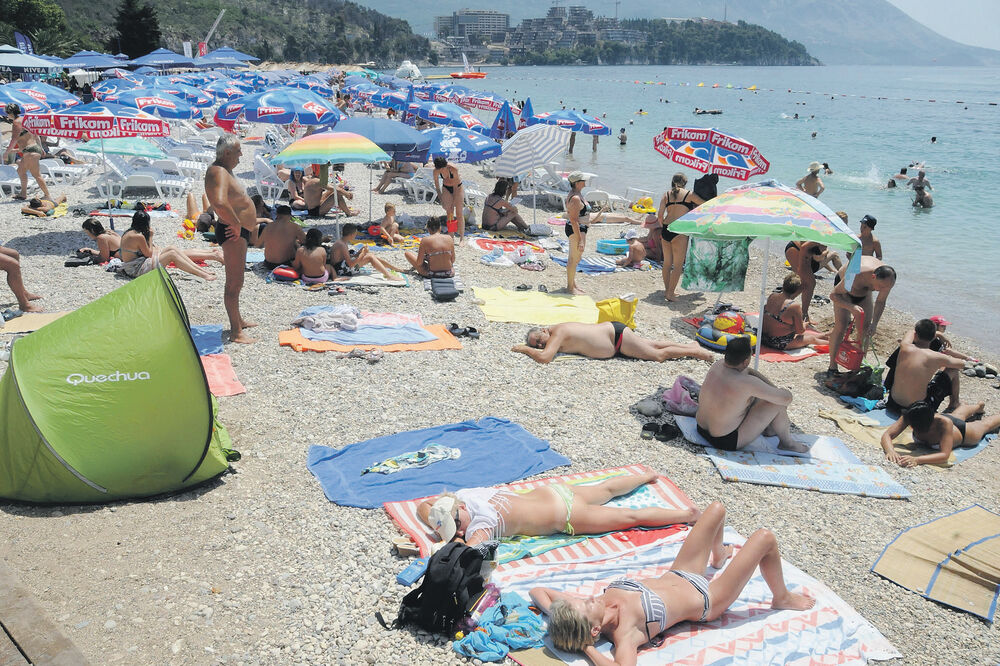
[{"xmin": 887, "ymin": 0, "xmax": 1000, "ymax": 50}]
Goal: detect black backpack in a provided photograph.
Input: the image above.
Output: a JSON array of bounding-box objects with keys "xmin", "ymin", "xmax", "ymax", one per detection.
[{"xmin": 380, "ymin": 542, "xmax": 485, "ymax": 635}]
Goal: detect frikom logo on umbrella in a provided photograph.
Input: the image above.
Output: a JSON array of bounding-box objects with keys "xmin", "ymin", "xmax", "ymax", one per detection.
[
  {"xmin": 301, "ymin": 101, "xmax": 332, "ymax": 121},
  {"xmin": 654, "ymin": 127, "xmax": 770, "ymax": 181},
  {"xmin": 256, "ymin": 105, "xmax": 285, "ymax": 118},
  {"xmin": 135, "ymin": 96, "xmax": 176, "ymax": 110}
]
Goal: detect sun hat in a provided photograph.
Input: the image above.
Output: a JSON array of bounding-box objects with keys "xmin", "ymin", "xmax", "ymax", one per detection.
[
  {"xmin": 624, "ymin": 228, "xmax": 639, "ymax": 240},
  {"xmin": 567, "ymin": 171, "xmax": 589, "ymax": 184},
  {"xmin": 808, "ymin": 161, "xmax": 822, "ymax": 173},
  {"xmin": 428, "ymin": 495, "xmax": 458, "ymax": 542},
  {"xmin": 929, "ymin": 315, "xmax": 952, "ymax": 326}
]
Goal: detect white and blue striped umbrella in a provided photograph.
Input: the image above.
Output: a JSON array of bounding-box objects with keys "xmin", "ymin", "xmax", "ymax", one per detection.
[{"xmin": 493, "ymin": 123, "xmax": 571, "ymax": 178}]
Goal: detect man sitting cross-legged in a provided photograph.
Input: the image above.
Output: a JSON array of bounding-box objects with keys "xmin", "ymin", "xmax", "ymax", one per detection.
[
  {"xmin": 512, "ymin": 322, "xmax": 714, "ymax": 364},
  {"xmin": 695, "ymin": 336, "xmax": 809, "ymax": 453}
]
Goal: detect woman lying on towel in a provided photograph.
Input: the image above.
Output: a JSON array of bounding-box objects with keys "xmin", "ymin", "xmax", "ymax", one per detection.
[
  {"xmin": 417, "ymin": 471, "xmax": 699, "ymax": 547},
  {"xmin": 880, "ymin": 400, "xmax": 1000, "ymax": 467},
  {"xmin": 531, "ymin": 502, "xmax": 814, "ymax": 666}
]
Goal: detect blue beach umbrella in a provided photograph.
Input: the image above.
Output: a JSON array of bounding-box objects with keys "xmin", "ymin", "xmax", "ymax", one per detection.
[
  {"xmin": 286, "ymin": 76, "xmax": 335, "ymax": 97},
  {"xmin": 370, "ymin": 87, "xmax": 410, "ymax": 111},
  {"xmin": 434, "ymin": 84, "xmax": 471, "ymax": 103},
  {"xmin": 130, "ymin": 48, "xmax": 195, "ymax": 68},
  {"xmin": 0, "ymin": 87, "xmax": 50, "ymax": 113},
  {"xmin": 517, "ymin": 97, "xmax": 537, "ymax": 128},
  {"xmin": 534, "ymin": 109, "xmax": 611, "ymax": 135},
  {"xmin": 488, "ymin": 100, "xmax": 517, "ymax": 142},
  {"xmin": 411, "ymin": 82, "xmax": 445, "ymax": 101},
  {"xmin": 92, "ymin": 78, "xmax": 142, "ymax": 100},
  {"xmin": 60, "ymin": 50, "xmax": 122, "ymax": 70},
  {"xmin": 407, "ymin": 101, "xmax": 486, "ymax": 132},
  {"xmin": 459, "ymin": 90, "xmax": 509, "ymax": 113},
  {"xmin": 320, "ymin": 116, "xmax": 430, "ymax": 162},
  {"xmin": 133, "ymin": 66, "xmax": 157, "ymax": 75},
  {"xmin": 101, "ymin": 67, "xmax": 133, "ymax": 79},
  {"xmin": 342, "ymin": 82, "xmax": 381, "ymax": 99},
  {"xmin": 146, "ymin": 80, "xmax": 213, "ymax": 107},
  {"xmin": 423, "ymin": 126, "xmax": 501, "ymax": 163},
  {"xmin": 215, "ymin": 88, "xmax": 345, "ymax": 128},
  {"xmin": 103, "ymin": 88, "xmax": 203, "ymax": 120},
  {"xmin": 3, "ymin": 82, "xmax": 80, "ymax": 109},
  {"xmin": 204, "ymin": 46, "xmax": 259, "ymax": 62},
  {"xmin": 201, "ymin": 79, "xmax": 253, "ymax": 102}
]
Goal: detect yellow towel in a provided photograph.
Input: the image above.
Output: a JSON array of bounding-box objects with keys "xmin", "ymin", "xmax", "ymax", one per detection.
[
  {"xmin": 472, "ymin": 287, "xmax": 598, "ymax": 325},
  {"xmin": 52, "ymin": 202, "xmax": 69, "ymax": 218}
]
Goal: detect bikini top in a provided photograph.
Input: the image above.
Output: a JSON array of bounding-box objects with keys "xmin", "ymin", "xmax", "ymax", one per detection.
[
  {"xmin": 767, "ymin": 300, "xmax": 793, "ymax": 325},
  {"xmin": 567, "ymin": 193, "xmax": 592, "ymax": 216},
  {"xmin": 667, "ymin": 191, "xmax": 696, "ymax": 211},
  {"xmin": 605, "ymin": 578, "xmax": 668, "ymax": 646}
]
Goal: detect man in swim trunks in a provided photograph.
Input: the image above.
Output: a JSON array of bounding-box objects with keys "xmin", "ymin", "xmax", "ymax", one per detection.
[
  {"xmin": 205, "ymin": 136, "xmax": 259, "ymax": 344},
  {"xmin": 403, "ymin": 216, "xmax": 455, "ymax": 277},
  {"xmin": 795, "ymin": 161, "xmax": 825, "ymax": 197},
  {"xmin": 301, "ymin": 173, "xmax": 341, "ymax": 218},
  {"xmin": 255, "ymin": 205, "xmax": 305, "ymax": 269},
  {"xmin": 417, "ymin": 470, "xmax": 699, "ymax": 547},
  {"xmin": 784, "ymin": 240, "xmax": 840, "ymax": 322},
  {"xmin": 826, "ymin": 256, "xmax": 896, "ymax": 375},
  {"xmin": 884, "ymin": 318, "xmax": 965, "ymax": 414},
  {"xmin": 696, "ymin": 337, "xmax": 809, "ymax": 453},
  {"xmin": 512, "ymin": 321, "xmax": 714, "ymax": 364}
]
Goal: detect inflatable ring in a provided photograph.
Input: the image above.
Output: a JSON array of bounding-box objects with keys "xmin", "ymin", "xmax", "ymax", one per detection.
[
  {"xmin": 696, "ymin": 324, "xmax": 757, "ymax": 352},
  {"xmin": 271, "ymin": 266, "xmax": 299, "ymax": 281},
  {"xmin": 631, "ymin": 196, "xmax": 656, "ymax": 215},
  {"xmin": 596, "ymin": 239, "xmax": 630, "ymax": 255}
]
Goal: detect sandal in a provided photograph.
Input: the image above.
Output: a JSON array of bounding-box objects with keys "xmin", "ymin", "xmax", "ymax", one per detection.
[
  {"xmin": 640, "ymin": 423, "xmax": 659, "ymax": 440},
  {"xmin": 515, "ymin": 283, "xmax": 532, "ymax": 291},
  {"xmin": 538, "ymin": 285, "xmax": 548, "ymax": 293},
  {"xmin": 655, "ymin": 422, "xmax": 681, "ymax": 442},
  {"xmin": 465, "ymin": 327, "xmax": 480, "ymax": 340},
  {"xmin": 447, "ymin": 323, "xmax": 468, "ymax": 337}
]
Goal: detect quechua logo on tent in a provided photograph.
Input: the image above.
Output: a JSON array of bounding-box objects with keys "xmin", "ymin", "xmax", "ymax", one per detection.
[{"xmin": 65, "ymin": 371, "xmax": 151, "ymax": 386}]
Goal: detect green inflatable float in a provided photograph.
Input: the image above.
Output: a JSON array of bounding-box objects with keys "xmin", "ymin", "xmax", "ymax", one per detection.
[{"xmin": 0, "ymin": 267, "xmax": 234, "ymax": 503}]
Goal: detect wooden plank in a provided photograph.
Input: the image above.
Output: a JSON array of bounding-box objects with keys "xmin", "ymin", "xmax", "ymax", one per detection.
[
  {"xmin": 0, "ymin": 629, "xmax": 29, "ymax": 666},
  {"xmin": 0, "ymin": 561, "xmax": 89, "ymax": 665}
]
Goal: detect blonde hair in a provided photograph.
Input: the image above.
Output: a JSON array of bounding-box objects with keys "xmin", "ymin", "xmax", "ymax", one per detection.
[
  {"xmin": 385, "ymin": 202, "xmax": 395, "ymax": 213},
  {"xmin": 670, "ymin": 172, "xmax": 687, "ymax": 197},
  {"xmin": 547, "ymin": 600, "xmax": 594, "ymax": 652}
]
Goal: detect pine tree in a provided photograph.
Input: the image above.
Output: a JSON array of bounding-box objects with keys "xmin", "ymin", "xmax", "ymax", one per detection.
[{"xmin": 109, "ymin": 0, "xmax": 162, "ymax": 58}]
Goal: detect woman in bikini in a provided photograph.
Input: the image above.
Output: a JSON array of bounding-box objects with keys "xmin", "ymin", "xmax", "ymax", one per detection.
[
  {"xmin": 80, "ymin": 217, "xmax": 121, "ymax": 262},
  {"xmin": 118, "ymin": 211, "xmax": 219, "ymax": 281},
  {"xmin": 880, "ymin": 400, "xmax": 1000, "ymax": 468},
  {"xmin": 482, "ymin": 180, "xmax": 528, "ymax": 232},
  {"xmin": 404, "ymin": 216, "xmax": 455, "ymax": 277},
  {"xmin": 761, "ymin": 274, "xmax": 829, "ymax": 351},
  {"xmin": 4, "ymin": 103, "xmax": 53, "ymax": 202},
  {"xmin": 417, "ymin": 470, "xmax": 699, "ymax": 547},
  {"xmin": 657, "ymin": 173, "xmax": 704, "ymax": 301},
  {"xmin": 286, "ymin": 168, "xmax": 308, "ymax": 210},
  {"xmin": 532, "ymin": 502, "xmax": 814, "ymax": 666},
  {"xmin": 565, "ymin": 171, "xmax": 592, "ymax": 295},
  {"xmin": 292, "ymin": 228, "xmax": 330, "ymax": 285},
  {"xmin": 432, "ymin": 156, "xmax": 466, "ymax": 244}
]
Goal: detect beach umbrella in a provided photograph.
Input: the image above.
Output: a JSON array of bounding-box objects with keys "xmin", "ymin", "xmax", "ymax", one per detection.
[
  {"xmin": 21, "ymin": 101, "xmax": 170, "ymax": 139},
  {"xmin": 407, "ymin": 101, "xmax": 485, "ymax": 132},
  {"xmin": 370, "ymin": 87, "xmax": 410, "ymax": 111},
  {"xmin": 670, "ymin": 179, "xmax": 860, "ymax": 368},
  {"xmin": 653, "ymin": 127, "xmax": 769, "ymax": 181},
  {"xmin": 422, "ymin": 126, "xmax": 501, "ymax": 163},
  {"xmin": 270, "ymin": 131, "xmax": 391, "ymax": 224},
  {"xmin": 133, "ymin": 66, "xmax": 157, "ymax": 75},
  {"xmin": 487, "ymin": 100, "xmax": 517, "ymax": 142},
  {"xmin": 0, "ymin": 44, "xmax": 59, "ymax": 75},
  {"xmin": 458, "ymin": 90, "xmax": 509, "ymax": 113},
  {"xmin": 517, "ymin": 97, "xmax": 537, "ymax": 129},
  {"xmin": 75, "ymin": 136, "xmax": 166, "ymax": 160},
  {"xmin": 493, "ymin": 123, "xmax": 572, "ymax": 224},
  {"xmin": 534, "ymin": 109, "xmax": 611, "ymax": 135},
  {"xmin": 285, "ymin": 76, "xmax": 335, "ymax": 97},
  {"xmin": 342, "ymin": 82, "xmax": 381, "ymax": 99},
  {"xmin": 60, "ymin": 50, "xmax": 121, "ymax": 70},
  {"xmin": 329, "ymin": 117, "xmax": 430, "ymax": 161},
  {"xmin": 130, "ymin": 48, "xmax": 195, "ymax": 69},
  {"xmin": 92, "ymin": 78, "xmax": 143, "ymax": 100},
  {"xmin": 214, "ymin": 89, "xmax": 345, "ymax": 131},
  {"xmin": 434, "ymin": 84, "xmax": 471, "ymax": 103},
  {"xmin": 4, "ymin": 82, "xmax": 81, "ymax": 109},
  {"xmin": 411, "ymin": 82, "xmax": 444, "ymax": 101},
  {"xmin": 145, "ymin": 81, "xmax": 213, "ymax": 108},
  {"xmin": 204, "ymin": 47, "xmax": 259, "ymax": 62},
  {"xmin": 101, "ymin": 67, "xmax": 133, "ymax": 78},
  {"xmin": 0, "ymin": 87, "xmax": 50, "ymax": 113},
  {"xmin": 102, "ymin": 88, "xmax": 203, "ymax": 120},
  {"xmin": 201, "ymin": 79, "xmax": 253, "ymax": 102},
  {"xmin": 193, "ymin": 54, "xmax": 250, "ymax": 69}
]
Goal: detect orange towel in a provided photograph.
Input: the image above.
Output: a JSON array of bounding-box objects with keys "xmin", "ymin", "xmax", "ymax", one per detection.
[
  {"xmin": 278, "ymin": 324, "xmax": 462, "ymax": 353},
  {"xmin": 200, "ymin": 354, "xmax": 246, "ymax": 396}
]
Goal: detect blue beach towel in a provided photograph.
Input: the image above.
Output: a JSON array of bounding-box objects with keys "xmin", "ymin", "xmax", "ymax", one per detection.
[
  {"xmin": 190, "ymin": 324, "xmax": 224, "ymax": 355},
  {"xmin": 299, "ymin": 323, "xmax": 436, "ymax": 345},
  {"xmin": 306, "ymin": 417, "xmax": 571, "ymax": 508}
]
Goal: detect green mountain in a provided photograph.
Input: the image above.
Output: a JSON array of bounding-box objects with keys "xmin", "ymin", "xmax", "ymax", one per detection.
[{"xmin": 52, "ymin": 0, "xmax": 431, "ymax": 64}]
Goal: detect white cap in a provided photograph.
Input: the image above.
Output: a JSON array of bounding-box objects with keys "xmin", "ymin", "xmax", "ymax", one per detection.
[
  {"xmin": 428, "ymin": 496, "xmax": 457, "ymax": 542},
  {"xmin": 624, "ymin": 228, "xmax": 639, "ymax": 240}
]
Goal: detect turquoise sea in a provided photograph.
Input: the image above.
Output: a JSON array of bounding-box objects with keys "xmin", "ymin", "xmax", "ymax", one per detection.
[{"xmin": 420, "ymin": 65, "xmax": 1000, "ymax": 350}]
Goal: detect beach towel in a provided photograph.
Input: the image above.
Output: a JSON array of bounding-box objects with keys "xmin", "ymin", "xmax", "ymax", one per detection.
[
  {"xmin": 245, "ymin": 249, "xmax": 265, "ymax": 263},
  {"xmin": 299, "ymin": 322, "xmax": 437, "ymax": 345},
  {"xmin": 470, "ymin": 238, "xmax": 543, "ymax": 253},
  {"xmin": 705, "ymin": 449, "xmax": 910, "ymax": 498},
  {"xmin": 472, "ymin": 287, "xmax": 598, "ymax": 325},
  {"xmin": 354, "ymin": 235, "xmax": 422, "ymax": 252},
  {"xmin": 190, "ymin": 324, "xmax": 224, "ymax": 355},
  {"xmin": 819, "ymin": 407, "xmax": 994, "ymax": 468},
  {"xmin": 386, "ymin": 465, "xmax": 694, "ymax": 562},
  {"xmin": 307, "ymin": 417, "xmax": 570, "ymax": 508},
  {"xmin": 503, "ymin": 528, "xmax": 900, "ymax": 666},
  {"xmin": 681, "ymin": 237, "xmax": 750, "ymax": 292},
  {"xmin": 453, "ymin": 592, "xmax": 546, "ymax": 662},
  {"xmin": 359, "ymin": 311, "xmax": 423, "ymax": 326},
  {"xmin": 200, "ymin": 354, "xmax": 246, "ymax": 397},
  {"xmin": 549, "ymin": 255, "xmax": 614, "ymax": 274},
  {"xmin": 0, "ymin": 311, "xmax": 68, "ymax": 334},
  {"xmin": 51, "ymin": 202, "xmax": 69, "ymax": 218},
  {"xmin": 334, "ymin": 273, "xmax": 409, "ymax": 287},
  {"xmin": 89, "ymin": 208, "xmax": 178, "ymax": 219},
  {"xmin": 871, "ymin": 504, "xmax": 1000, "ymax": 622},
  {"xmin": 279, "ymin": 325, "xmax": 459, "ymax": 353},
  {"xmin": 674, "ymin": 415, "xmax": 860, "ymax": 463}
]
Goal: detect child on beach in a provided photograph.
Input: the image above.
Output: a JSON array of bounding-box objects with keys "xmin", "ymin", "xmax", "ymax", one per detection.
[
  {"xmin": 329, "ymin": 223, "xmax": 405, "ymax": 281},
  {"xmin": 375, "ymin": 203, "xmax": 404, "ymax": 246},
  {"xmin": 292, "ymin": 228, "xmax": 330, "ymax": 285},
  {"xmin": 615, "ymin": 229, "xmax": 646, "ymax": 268}
]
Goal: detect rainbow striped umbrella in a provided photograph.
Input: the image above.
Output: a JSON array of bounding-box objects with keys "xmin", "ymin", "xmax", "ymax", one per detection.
[{"xmin": 268, "ymin": 131, "xmax": 390, "ymax": 167}]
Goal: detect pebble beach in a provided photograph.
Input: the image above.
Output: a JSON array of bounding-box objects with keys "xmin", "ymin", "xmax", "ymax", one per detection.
[{"xmin": 1, "ymin": 148, "xmax": 998, "ymax": 666}]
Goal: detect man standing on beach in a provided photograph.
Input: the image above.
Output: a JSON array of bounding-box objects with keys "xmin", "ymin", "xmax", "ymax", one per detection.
[
  {"xmin": 826, "ymin": 256, "xmax": 896, "ymax": 375},
  {"xmin": 205, "ymin": 136, "xmax": 258, "ymax": 344}
]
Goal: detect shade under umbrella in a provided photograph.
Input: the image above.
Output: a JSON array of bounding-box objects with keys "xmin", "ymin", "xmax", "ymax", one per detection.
[{"xmin": 654, "ymin": 127, "xmax": 770, "ymax": 181}]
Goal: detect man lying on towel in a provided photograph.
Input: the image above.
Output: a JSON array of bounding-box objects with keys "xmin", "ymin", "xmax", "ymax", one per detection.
[
  {"xmin": 696, "ymin": 337, "xmax": 810, "ymax": 453},
  {"xmin": 418, "ymin": 471, "xmax": 699, "ymax": 546},
  {"xmin": 512, "ymin": 322, "xmax": 714, "ymax": 364}
]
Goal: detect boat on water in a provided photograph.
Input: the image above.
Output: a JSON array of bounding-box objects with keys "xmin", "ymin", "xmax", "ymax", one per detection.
[
  {"xmin": 451, "ymin": 53, "xmax": 487, "ymax": 79},
  {"xmin": 395, "ymin": 60, "xmax": 422, "ymax": 80}
]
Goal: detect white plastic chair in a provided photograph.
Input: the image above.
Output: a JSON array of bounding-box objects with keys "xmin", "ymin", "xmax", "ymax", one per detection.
[
  {"xmin": 0, "ymin": 165, "xmax": 36, "ymax": 198},
  {"xmin": 253, "ymin": 155, "xmax": 285, "ymax": 199},
  {"xmin": 625, "ymin": 187, "xmax": 654, "ymax": 205},
  {"xmin": 39, "ymin": 159, "xmax": 88, "ymax": 185},
  {"xmin": 584, "ymin": 189, "xmax": 611, "ymax": 212},
  {"xmin": 97, "ymin": 155, "xmax": 192, "ymax": 198}
]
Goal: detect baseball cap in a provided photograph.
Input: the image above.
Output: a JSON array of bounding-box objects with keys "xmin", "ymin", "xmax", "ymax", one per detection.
[
  {"xmin": 624, "ymin": 228, "xmax": 639, "ymax": 240},
  {"xmin": 567, "ymin": 171, "xmax": 589, "ymax": 184},
  {"xmin": 929, "ymin": 315, "xmax": 951, "ymax": 326},
  {"xmin": 428, "ymin": 496, "xmax": 458, "ymax": 542}
]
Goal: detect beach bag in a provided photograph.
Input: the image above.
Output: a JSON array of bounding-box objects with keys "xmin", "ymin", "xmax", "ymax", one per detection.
[
  {"xmin": 663, "ymin": 376, "xmax": 701, "ymax": 415},
  {"xmin": 596, "ymin": 294, "xmax": 637, "ymax": 330},
  {"xmin": 383, "ymin": 542, "xmax": 486, "ymax": 636}
]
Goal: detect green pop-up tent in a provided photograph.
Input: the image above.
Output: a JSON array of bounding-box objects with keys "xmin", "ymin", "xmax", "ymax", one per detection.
[{"xmin": 0, "ymin": 267, "xmax": 234, "ymax": 503}]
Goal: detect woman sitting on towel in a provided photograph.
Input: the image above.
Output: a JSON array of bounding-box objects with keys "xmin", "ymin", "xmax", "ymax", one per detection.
[
  {"xmin": 761, "ymin": 274, "xmax": 830, "ymax": 351},
  {"xmin": 532, "ymin": 502, "xmax": 814, "ymax": 665},
  {"xmin": 119, "ymin": 211, "xmax": 222, "ymax": 281},
  {"xmin": 482, "ymin": 180, "xmax": 528, "ymax": 233},
  {"xmin": 417, "ymin": 471, "xmax": 699, "ymax": 548},
  {"xmin": 292, "ymin": 228, "xmax": 331, "ymax": 285},
  {"xmin": 880, "ymin": 400, "xmax": 1000, "ymax": 467},
  {"xmin": 80, "ymin": 218, "xmax": 121, "ymax": 262}
]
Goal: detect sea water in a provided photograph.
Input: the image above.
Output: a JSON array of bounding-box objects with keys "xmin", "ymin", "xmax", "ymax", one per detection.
[{"xmin": 420, "ymin": 65, "xmax": 1000, "ymax": 349}]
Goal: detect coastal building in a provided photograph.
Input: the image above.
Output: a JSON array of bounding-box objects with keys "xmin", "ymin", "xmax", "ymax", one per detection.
[
  {"xmin": 506, "ymin": 6, "xmax": 646, "ymax": 51},
  {"xmin": 434, "ymin": 9, "xmax": 510, "ymax": 41}
]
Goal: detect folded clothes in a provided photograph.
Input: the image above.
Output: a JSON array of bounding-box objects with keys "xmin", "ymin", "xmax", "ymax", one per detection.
[{"xmin": 293, "ymin": 304, "xmax": 361, "ymax": 332}]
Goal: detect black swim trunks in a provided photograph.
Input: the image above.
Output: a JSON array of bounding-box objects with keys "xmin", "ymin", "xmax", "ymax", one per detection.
[
  {"xmin": 564, "ymin": 222, "xmax": 589, "ymax": 237},
  {"xmin": 611, "ymin": 321, "xmax": 627, "ymax": 357},
  {"xmin": 944, "ymin": 414, "xmax": 967, "ymax": 442},
  {"xmin": 308, "ymin": 206, "xmax": 320, "ymax": 217},
  {"xmin": 262, "ymin": 257, "xmax": 294, "ymax": 270},
  {"xmin": 696, "ymin": 424, "xmax": 740, "ymax": 451},
  {"xmin": 887, "ymin": 370, "xmax": 953, "ymax": 414},
  {"xmin": 221, "ymin": 222, "xmax": 250, "ymax": 243}
]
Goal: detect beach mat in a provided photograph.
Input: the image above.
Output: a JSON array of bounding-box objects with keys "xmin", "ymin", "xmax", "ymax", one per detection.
[
  {"xmin": 503, "ymin": 528, "xmax": 900, "ymax": 666},
  {"xmin": 0, "ymin": 311, "xmax": 68, "ymax": 333},
  {"xmin": 299, "ymin": 323, "xmax": 436, "ymax": 345},
  {"xmin": 307, "ymin": 416, "xmax": 570, "ymax": 508},
  {"xmin": 423, "ymin": 276, "xmax": 466, "ymax": 292},
  {"xmin": 386, "ymin": 464, "xmax": 695, "ymax": 562},
  {"xmin": 190, "ymin": 324, "xmax": 224, "ymax": 355},
  {"xmin": 200, "ymin": 354, "xmax": 246, "ymax": 397},
  {"xmin": 674, "ymin": 415, "xmax": 861, "ymax": 463},
  {"xmin": 683, "ymin": 315, "xmax": 821, "ymax": 362},
  {"xmin": 278, "ymin": 324, "xmax": 460, "ymax": 353},
  {"xmin": 705, "ymin": 449, "xmax": 911, "ymax": 498},
  {"xmin": 472, "ymin": 287, "xmax": 598, "ymax": 325},
  {"xmin": 872, "ymin": 504, "xmax": 1000, "ymax": 622},
  {"xmin": 334, "ymin": 273, "xmax": 409, "ymax": 287}
]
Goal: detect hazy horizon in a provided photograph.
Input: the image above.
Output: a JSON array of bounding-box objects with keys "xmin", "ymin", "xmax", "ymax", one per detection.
[{"xmin": 885, "ymin": 0, "xmax": 1000, "ymax": 51}]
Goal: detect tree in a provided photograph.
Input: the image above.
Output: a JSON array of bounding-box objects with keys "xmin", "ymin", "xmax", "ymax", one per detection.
[{"xmin": 109, "ymin": 0, "xmax": 161, "ymax": 59}]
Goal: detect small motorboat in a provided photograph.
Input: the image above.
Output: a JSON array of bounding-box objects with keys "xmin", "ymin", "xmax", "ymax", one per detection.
[{"xmin": 451, "ymin": 53, "xmax": 487, "ymax": 79}]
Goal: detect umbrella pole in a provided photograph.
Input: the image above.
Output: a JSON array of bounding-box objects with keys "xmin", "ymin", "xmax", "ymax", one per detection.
[
  {"xmin": 100, "ymin": 138, "xmax": 114, "ymax": 230},
  {"xmin": 753, "ymin": 237, "xmax": 770, "ymax": 370}
]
